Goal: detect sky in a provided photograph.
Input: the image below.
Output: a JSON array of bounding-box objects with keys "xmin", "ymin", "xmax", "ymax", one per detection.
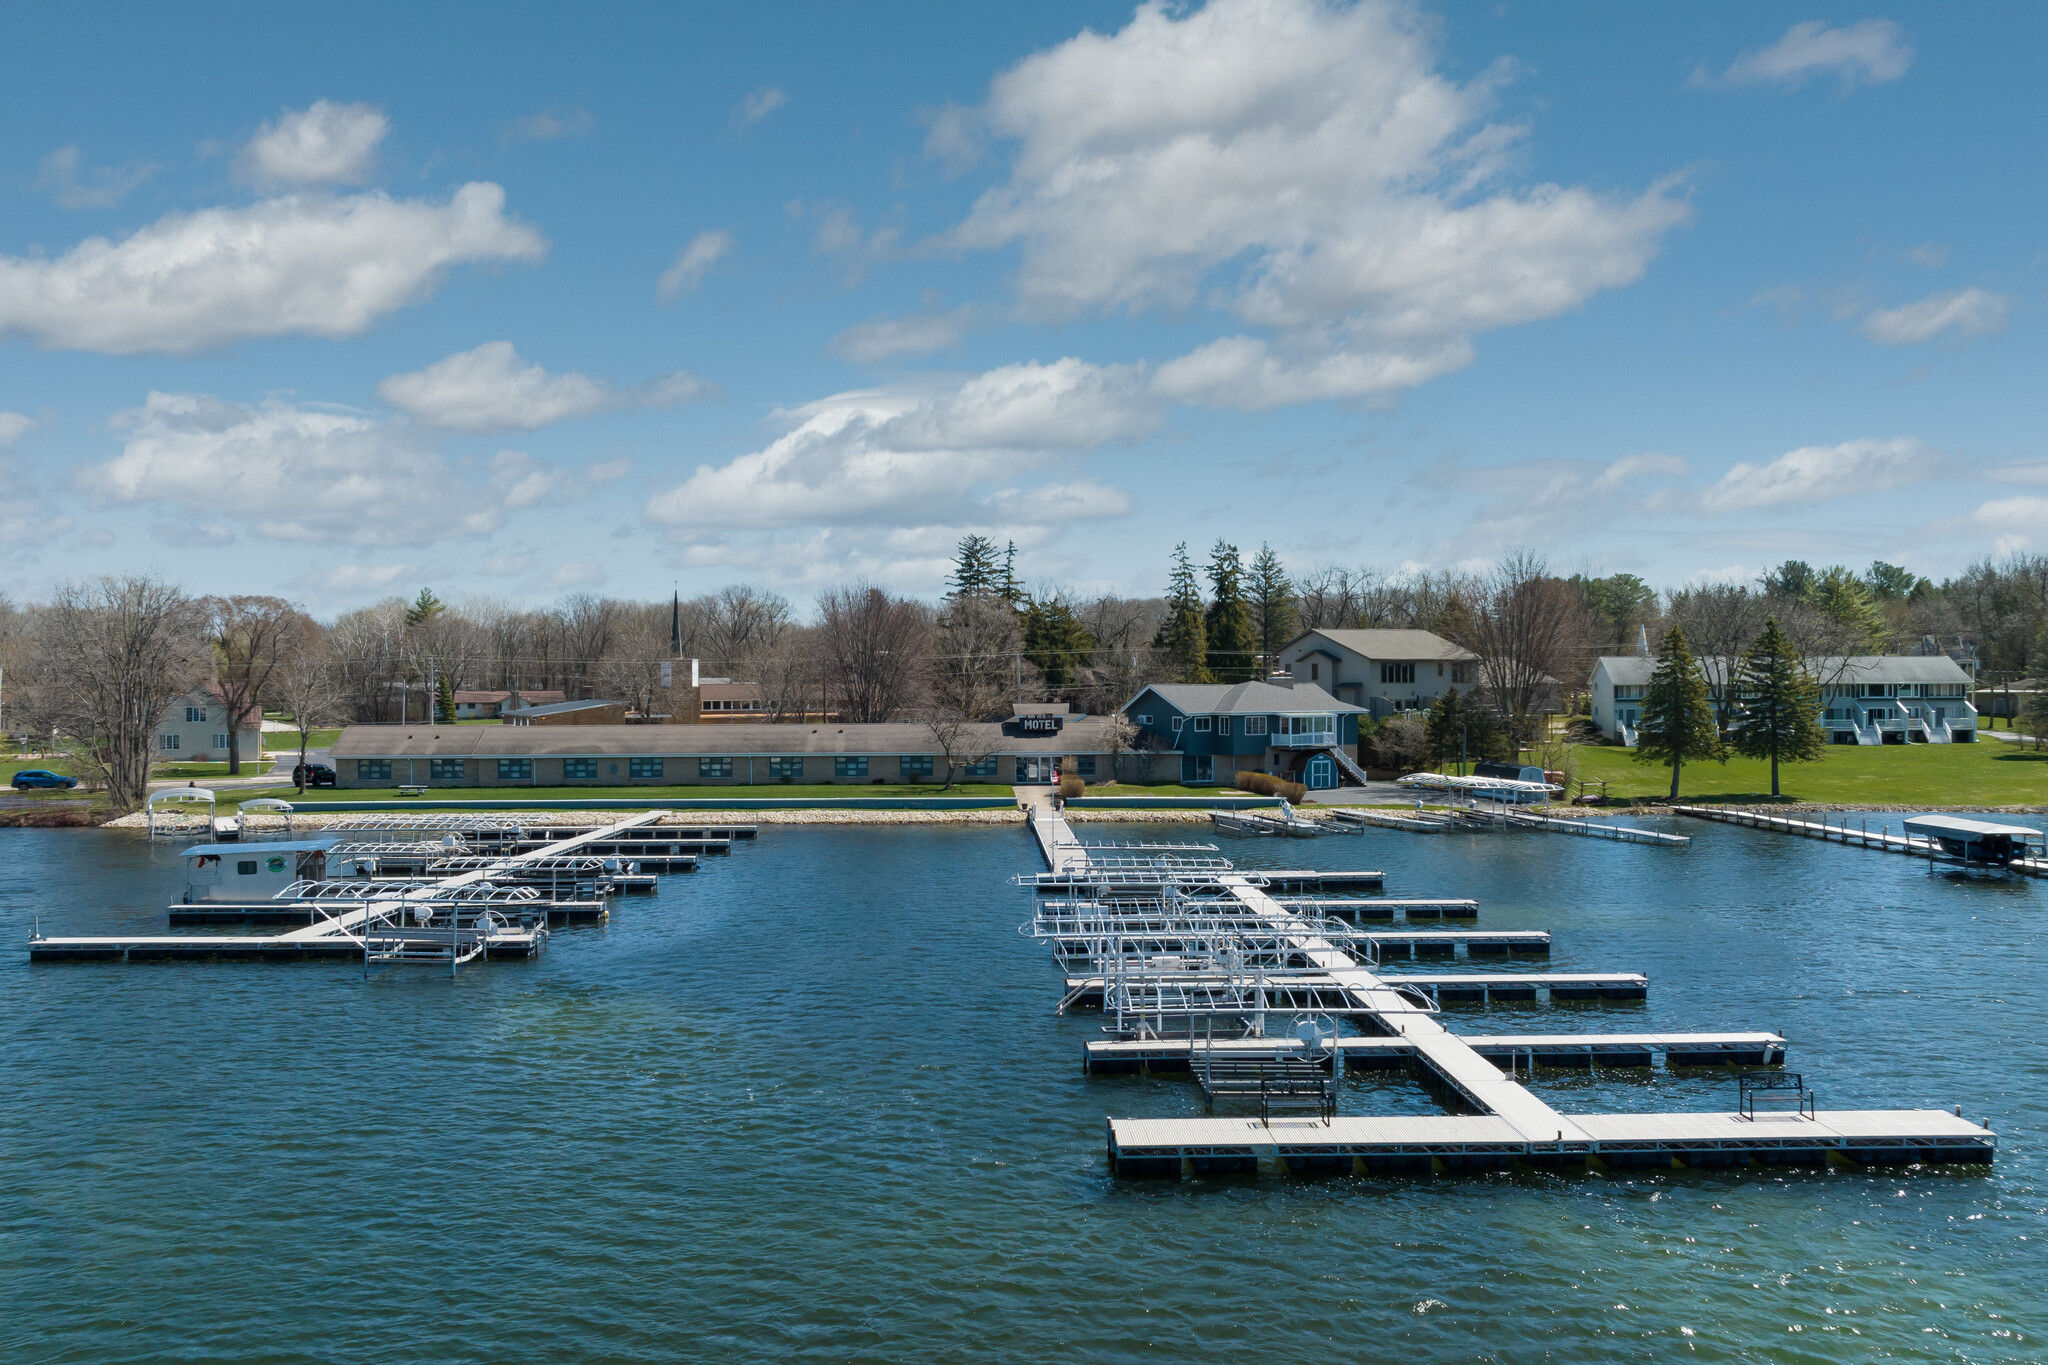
[{"xmin": 2, "ymin": 1, "xmax": 2043, "ymax": 615}]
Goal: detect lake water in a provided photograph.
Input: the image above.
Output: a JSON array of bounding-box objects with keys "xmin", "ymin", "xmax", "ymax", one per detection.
[{"xmin": 3, "ymin": 816, "xmax": 2043, "ymax": 1362}]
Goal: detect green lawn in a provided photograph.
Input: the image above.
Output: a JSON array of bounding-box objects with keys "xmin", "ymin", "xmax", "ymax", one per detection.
[
  {"xmin": 262, "ymin": 729, "xmax": 344, "ymax": 750},
  {"xmin": 1569, "ymin": 738, "xmax": 2048, "ymax": 806}
]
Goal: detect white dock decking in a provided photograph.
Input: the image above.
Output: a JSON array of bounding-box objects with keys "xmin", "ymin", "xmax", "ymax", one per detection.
[
  {"xmin": 31, "ymin": 811, "xmax": 668, "ymax": 964},
  {"xmin": 1026, "ymin": 804, "xmax": 1995, "ymax": 1175},
  {"xmin": 1673, "ymin": 804, "xmax": 2048, "ymax": 875}
]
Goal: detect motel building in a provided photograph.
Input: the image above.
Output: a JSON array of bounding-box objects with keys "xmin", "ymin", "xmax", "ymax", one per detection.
[
  {"xmin": 1119, "ymin": 680, "xmax": 1368, "ymax": 789},
  {"xmin": 328, "ymin": 712, "xmax": 1123, "ymax": 788},
  {"xmin": 1589, "ymin": 654, "xmax": 1979, "ymax": 746}
]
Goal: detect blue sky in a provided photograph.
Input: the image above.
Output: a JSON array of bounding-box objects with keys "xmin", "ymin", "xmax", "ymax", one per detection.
[{"xmin": 2, "ymin": 1, "xmax": 2042, "ymax": 613}]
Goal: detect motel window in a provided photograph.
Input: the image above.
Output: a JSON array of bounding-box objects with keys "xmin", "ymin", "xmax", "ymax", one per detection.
[
  {"xmin": 1193, "ymin": 717, "xmax": 1212, "ymax": 732},
  {"xmin": 497, "ymin": 759, "xmax": 532, "ymax": 781},
  {"xmin": 1075, "ymin": 756, "xmax": 1096, "ymax": 776},
  {"xmin": 835, "ymin": 757, "xmax": 869, "ymax": 778},
  {"xmin": 963, "ymin": 757, "xmax": 998, "ymax": 778},
  {"xmin": 899, "ymin": 756, "xmax": 934, "ymax": 779},
  {"xmin": 358, "ymin": 760, "xmax": 391, "ymax": 782},
  {"xmin": 161, "ymin": 734, "xmax": 180, "ymax": 751},
  {"xmin": 1245, "ymin": 716, "xmax": 1268, "ymax": 735},
  {"xmin": 563, "ymin": 758, "xmax": 597, "ymax": 780},
  {"xmin": 185, "ymin": 706, "xmax": 206, "ymax": 722},
  {"xmin": 679, "ymin": 758, "xmax": 718, "ymax": 779},
  {"xmin": 1380, "ymin": 662, "xmax": 1415, "ymax": 685},
  {"xmin": 768, "ymin": 757, "xmax": 804, "ymax": 780},
  {"xmin": 429, "ymin": 759, "xmax": 465, "ymax": 782},
  {"xmin": 629, "ymin": 758, "xmax": 667, "ymax": 779}
]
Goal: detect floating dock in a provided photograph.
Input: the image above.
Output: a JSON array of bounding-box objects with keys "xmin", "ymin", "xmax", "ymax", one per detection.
[
  {"xmin": 1021, "ymin": 805, "xmax": 1994, "ymax": 1177},
  {"xmin": 1269, "ymin": 897, "xmax": 1478, "ymax": 921},
  {"xmin": 1673, "ymin": 805, "xmax": 2048, "ymax": 875}
]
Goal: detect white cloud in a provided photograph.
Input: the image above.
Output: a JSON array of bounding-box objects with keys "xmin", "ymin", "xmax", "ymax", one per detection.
[
  {"xmin": 733, "ymin": 87, "xmax": 787, "ymax": 129},
  {"xmin": 644, "ymin": 358, "xmax": 1148, "ymax": 535},
  {"xmin": 479, "ymin": 552, "xmax": 535, "ymax": 576},
  {"xmin": 88, "ymin": 392, "xmax": 495, "ymax": 546},
  {"xmin": 378, "ymin": 342, "xmax": 711, "ymax": 431},
  {"xmin": 922, "ymin": 102, "xmax": 982, "ymax": 176},
  {"xmin": 0, "ymin": 183, "xmax": 545, "ymax": 354},
  {"xmin": 35, "ymin": 146, "xmax": 155, "ymax": 209},
  {"xmin": 1860, "ymin": 288, "xmax": 2010, "ymax": 346},
  {"xmin": 550, "ymin": 561, "xmax": 607, "ymax": 589},
  {"xmin": 505, "ymin": 108, "xmax": 594, "ymax": 143},
  {"xmin": 1905, "ymin": 243, "xmax": 1948, "ymax": 269},
  {"xmin": 0, "ymin": 412, "xmax": 35, "ymax": 447},
  {"xmin": 656, "ymin": 230, "xmax": 732, "ymax": 302},
  {"xmin": 305, "ymin": 562, "xmax": 416, "ymax": 594},
  {"xmin": 940, "ymin": 0, "xmax": 1688, "ymax": 408},
  {"xmin": 1439, "ymin": 452, "xmax": 1688, "ymax": 545},
  {"xmin": 1698, "ymin": 437, "xmax": 1931, "ymax": 514},
  {"xmin": 237, "ymin": 101, "xmax": 389, "ymax": 185},
  {"xmin": 150, "ymin": 521, "xmax": 236, "ymax": 548},
  {"xmin": 1706, "ymin": 20, "xmax": 1913, "ymax": 90},
  {"xmin": 830, "ymin": 294, "xmax": 977, "ymax": 363}
]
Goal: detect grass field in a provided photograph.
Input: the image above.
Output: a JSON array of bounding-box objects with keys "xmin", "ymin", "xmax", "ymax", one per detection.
[
  {"xmin": 262, "ymin": 730, "xmax": 344, "ymax": 750},
  {"xmin": 209, "ymin": 782, "xmax": 1022, "ymax": 810},
  {"xmin": 1569, "ymin": 737, "xmax": 2048, "ymax": 806}
]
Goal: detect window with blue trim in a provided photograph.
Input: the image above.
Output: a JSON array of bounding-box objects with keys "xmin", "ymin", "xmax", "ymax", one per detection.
[
  {"xmin": 357, "ymin": 759, "xmax": 390, "ymax": 781},
  {"xmin": 429, "ymin": 759, "xmax": 465, "ymax": 781},
  {"xmin": 963, "ymin": 757, "xmax": 998, "ymax": 778},
  {"xmin": 899, "ymin": 756, "xmax": 933, "ymax": 778},
  {"xmin": 633, "ymin": 757, "xmax": 667, "ymax": 779},
  {"xmin": 834, "ymin": 757, "xmax": 869, "ymax": 778},
  {"xmin": 694, "ymin": 758, "xmax": 729, "ymax": 779},
  {"xmin": 768, "ymin": 756, "xmax": 804, "ymax": 779},
  {"xmin": 497, "ymin": 758, "xmax": 532, "ymax": 781},
  {"xmin": 563, "ymin": 758, "xmax": 597, "ymax": 780}
]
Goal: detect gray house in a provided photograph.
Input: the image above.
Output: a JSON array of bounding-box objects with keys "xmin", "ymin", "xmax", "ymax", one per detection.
[
  {"xmin": 1589, "ymin": 655, "xmax": 1978, "ymax": 746},
  {"xmin": 1275, "ymin": 628, "xmax": 1478, "ymax": 717}
]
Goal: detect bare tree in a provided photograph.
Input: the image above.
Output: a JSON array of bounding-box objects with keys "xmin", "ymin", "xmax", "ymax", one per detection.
[
  {"xmin": 558, "ymin": 593, "xmax": 625, "ymax": 697},
  {"xmin": 706, "ymin": 585, "xmax": 791, "ymax": 674},
  {"xmin": 1100, "ymin": 710, "xmax": 1139, "ymax": 783},
  {"xmin": 17, "ymin": 576, "xmax": 206, "ymax": 811},
  {"xmin": 930, "ymin": 594, "xmax": 1018, "ymax": 721},
  {"xmin": 817, "ymin": 584, "xmax": 930, "ymax": 722},
  {"xmin": 269, "ymin": 632, "xmax": 346, "ymax": 792},
  {"xmin": 1076, "ymin": 594, "xmax": 1161, "ymax": 714},
  {"xmin": 594, "ymin": 619, "xmax": 689, "ymax": 719},
  {"xmin": 204, "ymin": 595, "xmax": 310, "ymax": 774},
  {"xmin": 1666, "ymin": 583, "xmax": 1765, "ymax": 728},
  {"xmin": 328, "ymin": 598, "xmax": 409, "ymax": 721},
  {"xmin": 1468, "ymin": 552, "xmax": 1591, "ymax": 750}
]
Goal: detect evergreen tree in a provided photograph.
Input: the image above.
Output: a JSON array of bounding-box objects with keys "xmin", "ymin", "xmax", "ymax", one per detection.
[
  {"xmin": 1425, "ymin": 688, "xmax": 1507, "ymax": 771},
  {"xmin": 1813, "ymin": 565, "xmax": 1888, "ymax": 651},
  {"xmin": 948, "ymin": 535, "xmax": 1000, "ymax": 598},
  {"xmin": 1761, "ymin": 560, "xmax": 1816, "ymax": 601},
  {"xmin": 405, "ymin": 587, "xmax": 445, "ymax": 627},
  {"xmin": 434, "ymin": 673, "xmax": 457, "ymax": 726},
  {"xmin": 1151, "ymin": 542, "xmax": 1211, "ymax": 683},
  {"xmin": 999, "ymin": 540, "xmax": 1020, "ymax": 603},
  {"xmin": 1729, "ymin": 617, "xmax": 1826, "ymax": 797},
  {"xmin": 1864, "ymin": 561, "xmax": 1926, "ymax": 602},
  {"xmin": 1203, "ymin": 540, "xmax": 1257, "ymax": 682},
  {"xmin": 1634, "ymin": 626, "xmax": 1724, "ymax": 799},
  {"xmin": 1022, "ymin": 594, "xmax": 1095, "ymax": 691},
  {"xmin": 1246, "ymin": 543, "xmax": 1297, "ymax": 673}
]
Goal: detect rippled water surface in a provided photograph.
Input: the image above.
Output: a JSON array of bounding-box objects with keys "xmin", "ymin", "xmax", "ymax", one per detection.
[{"xmin": 3, "ymin": 815, "xmax": 2043, "ymax": 1362}]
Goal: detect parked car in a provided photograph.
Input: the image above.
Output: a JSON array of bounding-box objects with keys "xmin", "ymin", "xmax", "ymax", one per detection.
[
  {"xmin": 11, "ymin": 769, "xmax": 79, "ymax": 790},
  {"xmin": 292, "ymin": 763, "xmax": 337, "ymax": 788}
]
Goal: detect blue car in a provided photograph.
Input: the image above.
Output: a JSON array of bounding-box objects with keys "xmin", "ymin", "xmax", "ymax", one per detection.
[{"xmin": 10, "ymin": 769, "xmax": 79, "ymax": 790}]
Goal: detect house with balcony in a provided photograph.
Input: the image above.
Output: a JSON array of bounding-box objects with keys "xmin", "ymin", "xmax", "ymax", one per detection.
[
  {"xmin": 1589, "ymin": 654, "xmax": 1978, "ymax": 746},
  {"xmin": 1120, "ymin": 680, "xmax": 1368, "ymax": 788},
  {"xmin": 1274, "ymin": 629, "xmax": 1479, "ymax": 717}
]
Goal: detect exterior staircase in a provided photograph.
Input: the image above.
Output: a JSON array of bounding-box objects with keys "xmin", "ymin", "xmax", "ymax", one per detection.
[
  {"xmin": 1326, "ymin": 746, "xmax": 1371, "ymax": 787},
  {"xmin": 1619, "ymin": 723, "xmax": 1638, "ymax": 749}
]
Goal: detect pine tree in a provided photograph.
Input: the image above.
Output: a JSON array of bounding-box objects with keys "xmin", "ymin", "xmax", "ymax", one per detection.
[
  {"xmin": 1022, "ymin": 594, "xmax": 1095, "ymax": 691},
  {"xmin": 948, "ymin": 535, "xmax": 1000, "ymax": 598},
  {"xmin": 1152, "ymin": 542, "xmax": 1211, "ymax": 683},
  {"xmin": 1813, "ymin": 566, "xmax": 1888, "ymax": 651},
  {"xmin": 1246, "ymin": 543, "xmax": 1297, "ymax": 674},
  {"xmin": 1634, "ymin": 626, "xmax": 1724, "ymax": 799},
  {"xmin": 434, "ymin": 673, "xmax": 457, "ymax": 726},
  {"xmin": 1425, "ymin": 688, "xmax": 1507, "ymax": 771},
  {"xmin": 999, "ymin": 540, "xmax": 1020, "ymax": 603},
  {"xmin": 405, "ymin": 587, "xmax": 445, "ymax": 627},
  {"xmin": 1203, "ymin": 540, "xmax": 1257, "ymax": 683},
  {"xmin": 1729, "ymin": 617, "xmax": 1826, "ymax": 797}
]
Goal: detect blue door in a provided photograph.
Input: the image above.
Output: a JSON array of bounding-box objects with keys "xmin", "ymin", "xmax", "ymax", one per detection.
[{"xmin": 1304, "ymin": 755, "xmax": 1335, "ymax": 789}]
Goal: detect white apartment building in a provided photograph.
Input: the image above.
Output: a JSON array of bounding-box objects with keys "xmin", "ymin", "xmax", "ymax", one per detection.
[{"xmin": 1589, "ymin": 655, "xmax": 1978, "ymax": 746}]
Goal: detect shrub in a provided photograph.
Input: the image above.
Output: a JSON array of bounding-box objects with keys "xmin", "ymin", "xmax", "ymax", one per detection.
[
  {"xmin": 1058, "ymin": 774, "xmax": 1085, "ymax": 799},
  {"xmin": 1234, "ymin": 771, "xmax": 1308, "ymax": 802},
  {"xmin": 1368, "ymin": 713, "xmax": 1429, "ymax": 772}
]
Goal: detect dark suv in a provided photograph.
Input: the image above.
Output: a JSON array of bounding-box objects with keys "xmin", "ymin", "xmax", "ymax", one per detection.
[{"xmin": 292, "ymin": 763, "xmax": 338, "ymax": 788}]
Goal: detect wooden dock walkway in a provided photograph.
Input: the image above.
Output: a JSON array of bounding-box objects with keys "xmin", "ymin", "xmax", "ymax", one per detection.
[{"xmin": 1673, "ymin": 805, "xmax": 2048, "ymax": 876}]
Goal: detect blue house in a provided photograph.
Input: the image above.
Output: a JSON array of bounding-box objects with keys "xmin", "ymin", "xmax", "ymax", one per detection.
[{"xmin": 1121, "ymin": 681, "xmax": 1369, "ymax": 789}]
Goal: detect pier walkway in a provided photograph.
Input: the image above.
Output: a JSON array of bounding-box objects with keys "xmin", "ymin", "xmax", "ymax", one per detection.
[
  {"xmin": 1674, "ymin": 805, "xmax": 2048, "ymax": 875},
  {"xmin": 1024, "ymin": 805, "xmax": 1994, "ymax": 1175}
]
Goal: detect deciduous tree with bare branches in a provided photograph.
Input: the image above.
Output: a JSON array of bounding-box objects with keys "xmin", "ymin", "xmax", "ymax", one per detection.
[{"xmin": 818, "ymin": 584, "xmax": 930, "ymax": 722}]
